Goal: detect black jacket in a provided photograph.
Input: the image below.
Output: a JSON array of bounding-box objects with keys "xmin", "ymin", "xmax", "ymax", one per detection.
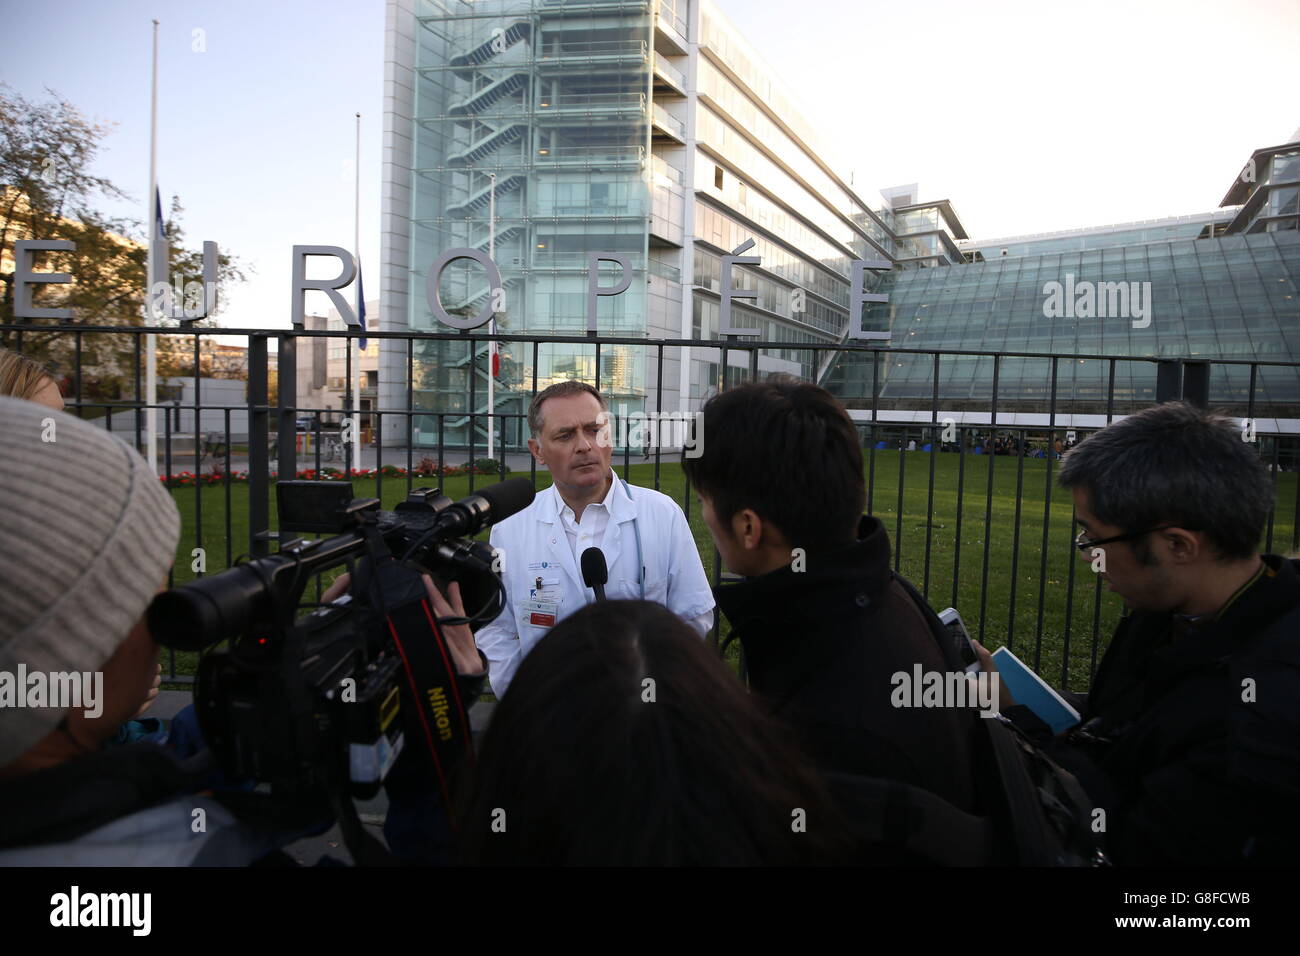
[
  {"xmin": 1007, "ymin": 554, "xmax": 1300, "ymax": 865},
  {"xmin": 713, "ymin": 515, "xmax": 980, "ymax": 814}
]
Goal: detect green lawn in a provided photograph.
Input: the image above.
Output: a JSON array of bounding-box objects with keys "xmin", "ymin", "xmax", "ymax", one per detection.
[{"xmin": 161, "ymin": 453, "xmax": 1300, "ymax": 694}]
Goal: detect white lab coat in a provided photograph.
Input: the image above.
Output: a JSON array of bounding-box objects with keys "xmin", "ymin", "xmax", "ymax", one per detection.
[{"xmin": 475, "ymin": 472, "xmax": 716, "ymax": 698}]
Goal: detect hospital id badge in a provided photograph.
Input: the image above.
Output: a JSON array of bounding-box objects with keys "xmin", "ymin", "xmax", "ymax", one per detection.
[{"xmin": 522, "ymin": 598, "xmax": 559, "ymax": 628}]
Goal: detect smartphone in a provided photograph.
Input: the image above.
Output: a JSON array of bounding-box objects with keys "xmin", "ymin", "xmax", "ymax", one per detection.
[{"xmin": 939, "ymin": 607, "xmax": 981, "ymax": 673}]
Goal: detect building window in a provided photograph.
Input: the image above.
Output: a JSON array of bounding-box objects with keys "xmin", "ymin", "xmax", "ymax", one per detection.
[{"xmin": 714, "ymin": 165, "xmax": 724, "ymax": 189}]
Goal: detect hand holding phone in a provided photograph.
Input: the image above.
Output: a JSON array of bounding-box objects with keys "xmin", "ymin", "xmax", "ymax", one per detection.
[{"xmin": 939, "ymin": 607, "xmax": 981, "ymax": 673}]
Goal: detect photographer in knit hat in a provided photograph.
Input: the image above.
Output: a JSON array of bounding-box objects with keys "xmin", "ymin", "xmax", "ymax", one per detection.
[{"xmin": 0, "ymin": 396, "xmax": 286, "ymax": 864}]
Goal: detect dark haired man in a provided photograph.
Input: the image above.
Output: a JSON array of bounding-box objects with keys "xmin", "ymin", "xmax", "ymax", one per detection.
[
  {"xmin": 978, "ymin": 402, "xmax": 1300, "ymax": 864},
  {"xmin": 682, "ymin": 379, "xmax": 979, "ymax": 812}
]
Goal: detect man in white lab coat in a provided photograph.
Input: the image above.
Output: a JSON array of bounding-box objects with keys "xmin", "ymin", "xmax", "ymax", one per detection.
[{"xmin": 475, "ymin": 381, "xmax": 715, "ymax": 698}]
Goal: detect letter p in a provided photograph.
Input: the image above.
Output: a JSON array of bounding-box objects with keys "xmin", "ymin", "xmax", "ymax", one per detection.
[{"xmin": 586, "ymin": 253, "xmax": 632, "ymax": 334}]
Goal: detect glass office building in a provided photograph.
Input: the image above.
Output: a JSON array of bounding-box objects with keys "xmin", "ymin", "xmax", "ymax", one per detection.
[
  {"xmin": 391, "ymin": 0, "xmax": 654, "ymax": 448},
  {"xmin": 823, "ymin": 230, "xmax": 1300, "ymax": 418},
  {"xmin": 381, "ymin": 1, "xmax": 1300, "ymax": 446},
  {"xmin": 823, "ymin": 139, "xmax": 1300, "ymax": 422},
  {"xmin": 381, "ymin": 0, "xmax": 947, "ymax": 448}
]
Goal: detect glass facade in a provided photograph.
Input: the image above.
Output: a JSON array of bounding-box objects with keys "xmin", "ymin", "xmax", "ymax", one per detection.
[
  {"xmin": 823, "ymin": 230, "xmax": 1300, "ymax": 415},
  {"xmin": 388, "ymin": 0, "xmax": 931, "ymax": 446},
  {"xmin": 387, "ymin": 2, "xmax": 1297, "ymax": 445},
  {"xmin": 409, "ymin": 0, "xmax": 653, "ymax": 446}
]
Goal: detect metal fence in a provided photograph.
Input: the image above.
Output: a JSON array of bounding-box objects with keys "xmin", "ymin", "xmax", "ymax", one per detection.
[{"xmin": 7, "ymin": 321, "xmax": 1300, "ymax": 694}]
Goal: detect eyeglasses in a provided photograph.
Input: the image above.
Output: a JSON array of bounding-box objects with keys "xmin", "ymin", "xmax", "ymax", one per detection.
[{"xmin": 1074, "ymin": 525, "xmax": 1187, "ymax": 553}]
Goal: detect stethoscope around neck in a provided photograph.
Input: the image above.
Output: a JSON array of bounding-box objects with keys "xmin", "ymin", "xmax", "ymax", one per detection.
[{"xmin": 622, "ymin": 478, "xmax": 645, "ymax": 599}]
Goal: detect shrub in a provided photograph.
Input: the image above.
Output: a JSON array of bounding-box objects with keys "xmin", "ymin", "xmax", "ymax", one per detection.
[{"xmin": 470, "ymin": 457, "xmax": 509, "ymax": 475}]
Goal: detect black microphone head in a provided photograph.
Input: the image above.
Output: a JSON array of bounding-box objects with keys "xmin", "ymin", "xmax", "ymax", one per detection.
[
  {"xmin": 580, "ymin": 546, "xmax": 608, "ymax": 588},
  {"xmin": 434, "ymin": 477, "xmax": 537, "ymax": 539},
  {"xmin": 477, "ymin": 476, "xmax": 536, "ymax": 523}
]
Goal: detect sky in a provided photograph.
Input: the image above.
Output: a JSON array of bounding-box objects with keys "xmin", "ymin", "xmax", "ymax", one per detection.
[
  {"xmin": 2, "ymin": 0, "xmax": 1297, "ymax": 332},
  {"xmin": 1, "ymin": 0, "xmax": 386, "ymax": 334},
  {"xmin": 712, "ymin": 0, "xmax": 1300, "ymax": 236}
]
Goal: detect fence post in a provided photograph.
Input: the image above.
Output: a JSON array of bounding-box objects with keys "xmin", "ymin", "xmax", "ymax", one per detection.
[
  {"xmin": 1182, "ymin": 361, "xmax": 1210, "ymax": 409},
  {"xmin": 1156, "ymin": 359, "xmax": 1182, "ymax": 404},
  {"xmin": 278, "ymin": 332, "xmax": 298, "ymax": 482},
  {"xmin": 248, "ymin": 334, "xmax": 270, "ymax": 557}
]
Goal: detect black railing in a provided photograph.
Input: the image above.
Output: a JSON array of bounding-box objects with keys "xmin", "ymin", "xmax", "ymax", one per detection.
[{"xmin": 7, "ymin": 321, "xmax": 1300, "ymax": 694}]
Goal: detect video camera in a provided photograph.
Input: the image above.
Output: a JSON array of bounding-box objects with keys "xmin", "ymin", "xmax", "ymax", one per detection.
[{"xmin": 147, "ymin": 477, "xmax": 533, "ymax": 860}]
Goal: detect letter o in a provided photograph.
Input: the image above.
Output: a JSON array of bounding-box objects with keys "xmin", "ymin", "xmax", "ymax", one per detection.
[{"xmin": 426, "ymin": 248, "xmax": 503, "ymax": 330}]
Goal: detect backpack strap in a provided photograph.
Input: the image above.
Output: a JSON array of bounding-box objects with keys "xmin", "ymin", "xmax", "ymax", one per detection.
[{"xmin": 991, "ymin": 716, "xmax": 1108, "ymax": 866}]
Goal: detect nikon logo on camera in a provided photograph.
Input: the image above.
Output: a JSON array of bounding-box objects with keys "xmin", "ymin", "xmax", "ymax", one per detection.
[{"xmin": 427, "ymin": 685, "xmax": 453, "ymax": 742}]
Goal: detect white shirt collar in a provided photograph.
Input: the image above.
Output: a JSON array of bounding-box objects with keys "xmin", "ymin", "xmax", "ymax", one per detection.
[{"xmin": 552, "ymin": 467, "xmax": 619, "ymax": 523}]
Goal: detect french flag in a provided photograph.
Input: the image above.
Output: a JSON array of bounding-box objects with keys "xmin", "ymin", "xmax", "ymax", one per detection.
[{"xmin": 154, "ymin": 187, "xmax": 166, "ymax": 241}]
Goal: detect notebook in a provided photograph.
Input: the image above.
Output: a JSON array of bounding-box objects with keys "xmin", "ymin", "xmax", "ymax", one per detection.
[{"xmin": 991, "ymin": 646, "xmax": 1081, "ymax": 735}]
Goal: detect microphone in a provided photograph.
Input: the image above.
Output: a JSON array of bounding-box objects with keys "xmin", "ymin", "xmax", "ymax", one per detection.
[
  {"xmin": 432, "ymin": 476, "xmax": 536, "ymax": 538},
  {"xmin": 581, "ymin": 546, "xmax": 608, "ymax": 601}
]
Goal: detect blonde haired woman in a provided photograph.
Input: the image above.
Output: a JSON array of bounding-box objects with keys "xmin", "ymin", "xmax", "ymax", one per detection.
[{"xmin": 0, "ymin": 347, "xmax": 64, "ymax": 411}]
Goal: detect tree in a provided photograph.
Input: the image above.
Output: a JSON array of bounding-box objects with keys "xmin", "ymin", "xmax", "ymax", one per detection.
[{"xmin": 0, "ymin": 83, "xmax": 245, "ymax": 402}]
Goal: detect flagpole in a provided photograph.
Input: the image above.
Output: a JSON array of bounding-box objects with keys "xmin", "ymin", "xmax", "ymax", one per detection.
[
  {"xmin": 352, "ymin": 111, "xmax": 361, "ymax": 468},
  {"xmin": 145, "ymin": 18, "xmax": 159, "ymax": 475},
  {"xmin": 487, "ymin": 170, "xmax": 496, "ymax": 459}
]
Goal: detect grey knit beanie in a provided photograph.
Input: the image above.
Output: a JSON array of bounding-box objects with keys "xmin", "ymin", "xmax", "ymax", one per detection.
[{"xmin": 0, "ymin": 396, "xmax": 180, "ymax": 766}]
